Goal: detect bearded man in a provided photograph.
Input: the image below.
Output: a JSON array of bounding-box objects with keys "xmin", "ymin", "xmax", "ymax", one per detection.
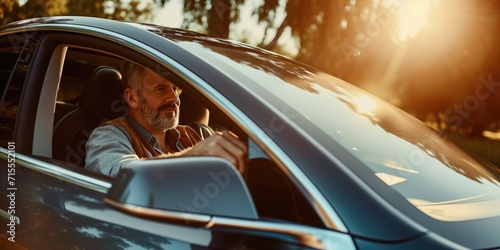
[{"xmin": 85, "ymin": 61, "xmax": 247, "ymax": 177}]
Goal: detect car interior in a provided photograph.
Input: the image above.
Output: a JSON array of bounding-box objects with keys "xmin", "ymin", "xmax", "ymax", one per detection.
[{"xmin": 52, "ymin": 48, "xmax": 217, "ymax": 166}]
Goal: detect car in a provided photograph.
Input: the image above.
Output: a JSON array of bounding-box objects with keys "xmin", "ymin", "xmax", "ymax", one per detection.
[{"xmin": 0, "ymin": 16, "xmax": 499, "ymax": 250}]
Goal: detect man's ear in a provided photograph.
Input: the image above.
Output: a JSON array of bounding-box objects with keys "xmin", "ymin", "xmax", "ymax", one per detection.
[{"xmin": 124, "ymin": 88, "xmax": 139, "ymax": 108}]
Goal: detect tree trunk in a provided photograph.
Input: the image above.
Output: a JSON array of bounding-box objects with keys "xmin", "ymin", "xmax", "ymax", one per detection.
[
  {"xmin": 207, "ymin": 0, "xmax": 231, "ymax": 38},
  {"xmin": 262, "ymin": 14, "xmax": 288, "ymax": 50}
]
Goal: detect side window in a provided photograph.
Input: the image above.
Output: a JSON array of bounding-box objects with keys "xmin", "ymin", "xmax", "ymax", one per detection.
[{"xmin": 0, "ymin": 32, "xmax": 38, "ymax": 148}]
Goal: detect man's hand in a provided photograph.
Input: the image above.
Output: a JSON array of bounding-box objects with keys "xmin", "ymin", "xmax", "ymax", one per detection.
[{"xmin": 185, "ymin": 131, "xmax": 247, "ymax": 175}]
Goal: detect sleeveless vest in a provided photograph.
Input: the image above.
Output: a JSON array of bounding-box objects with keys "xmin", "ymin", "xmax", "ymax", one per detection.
[{"xmin": 103, "ymin": 117, "xmax": 202, "ymax": 158}]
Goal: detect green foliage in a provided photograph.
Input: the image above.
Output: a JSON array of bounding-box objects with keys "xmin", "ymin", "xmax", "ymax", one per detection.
[
  {"xmin": 0, "ymin": 0, "xmax": 16, "ymax": 22},
  {"xmin": 1, "ymin": 0, "xmax": 68, "ymax": 25},
  {"xmin": 0, "ymin": 0, "xmax": 158, "ymax": 26}
]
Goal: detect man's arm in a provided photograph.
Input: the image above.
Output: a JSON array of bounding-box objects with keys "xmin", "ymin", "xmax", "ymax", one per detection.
[
  {"xmin": 85, "ymin": 125, "xmax": 139, "ymax": 177},
  {"xmin": 86, "ymin": 125, "xmax": 247, "ymax": 177}
]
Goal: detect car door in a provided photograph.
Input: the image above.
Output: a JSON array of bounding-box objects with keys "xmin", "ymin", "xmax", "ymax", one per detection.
[
  {"xmin": 0, "ymin": 152, "xmax": 214, "ymax": 249},
  {"xmin": 0, "ymin": 30, "xmax": 210, "ymax": 250},
  {"xmin": 0, "ymin": 150, "xmax": 353, "ymax": 250}
]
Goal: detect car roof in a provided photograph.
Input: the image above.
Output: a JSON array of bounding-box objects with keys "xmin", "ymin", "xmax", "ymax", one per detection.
[
  {"xmin": 1, "ymin": 16, "xmax": 261, "ymax": 51},
  {"xmin": 1, "ymin": 16, "xmax": 166, "ymax": 34}
]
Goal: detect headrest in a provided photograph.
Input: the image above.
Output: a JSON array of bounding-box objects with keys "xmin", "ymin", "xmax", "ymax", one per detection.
[
  {"xmin": 179, "ymin": 93, "xmax": 210, "ymax": 125},
  {"xmin": 79, "ymin": 66, "xmax": 127, "ymax": 126}
]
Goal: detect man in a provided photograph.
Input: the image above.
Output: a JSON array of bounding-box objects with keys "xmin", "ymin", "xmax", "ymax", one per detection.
[{"xmin": 85, "ymin": 61, "xmax": 247, "ymax": 177}]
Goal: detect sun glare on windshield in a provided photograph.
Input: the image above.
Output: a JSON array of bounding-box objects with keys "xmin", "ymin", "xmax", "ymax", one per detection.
[{"xmin": 353, "ymin": 95, "xmax": 377, "ymax": 115}]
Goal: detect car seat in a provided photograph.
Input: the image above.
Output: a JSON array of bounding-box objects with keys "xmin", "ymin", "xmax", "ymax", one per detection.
[
  {"xmin": 52, "ymin": 66, "xmax": 126, "ymax": 167},
  {"xmin": 179, "ymin": 93, "xmax": 214, "ymax": 139}
]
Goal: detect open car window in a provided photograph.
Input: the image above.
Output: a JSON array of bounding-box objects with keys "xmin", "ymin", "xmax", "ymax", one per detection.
[{"xmin": 0, "ymin": 32, "xmax": 37, "ymax": 148}]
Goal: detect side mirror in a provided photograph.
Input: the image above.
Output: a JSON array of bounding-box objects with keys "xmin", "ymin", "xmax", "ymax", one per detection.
[{"xmin": 104, "ymin": 157, "xmax": 258, "ymax": 226}]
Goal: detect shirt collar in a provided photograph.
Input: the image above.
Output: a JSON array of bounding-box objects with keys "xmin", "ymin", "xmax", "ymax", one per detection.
[
  {"xmin": 126, "ymin": 115, "xmax": 163, "ymax": 154},
  {"xmin": 125, "ymin": 115, "xmax": 184, "ymax": 153}
]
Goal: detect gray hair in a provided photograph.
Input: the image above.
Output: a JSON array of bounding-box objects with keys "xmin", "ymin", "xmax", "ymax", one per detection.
[{"xmin": 121, "ymin": 60, "xmax": 145, "ymax": 91}]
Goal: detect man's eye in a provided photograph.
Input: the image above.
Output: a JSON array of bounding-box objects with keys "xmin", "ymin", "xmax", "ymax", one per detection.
[{"xmin": 153, "ymin": 86, "xmax": 180, "ymax": 95}]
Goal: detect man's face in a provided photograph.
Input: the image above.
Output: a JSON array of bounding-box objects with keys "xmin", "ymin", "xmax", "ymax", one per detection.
[{"xmin": 136, "ymin": 68, "xmax": 180, "ymax": 131}]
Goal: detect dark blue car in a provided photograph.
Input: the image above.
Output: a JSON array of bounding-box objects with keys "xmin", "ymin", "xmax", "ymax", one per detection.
[{"xmin": 1, "ymin": 16, "xmax": 499, "ymax": 249}]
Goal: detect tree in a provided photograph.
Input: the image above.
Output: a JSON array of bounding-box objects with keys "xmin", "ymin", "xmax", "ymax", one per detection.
[
  {"xmin": 0, "ymin": 0, "xmax": 158, "ymax": 26},
  {"xmin": 253, "ymin": 0, "xmax": 398, "ymax": 82},
  {"xmin": 180, "ymin": 0, "xmax": 246, "ymax": 38},
  {"xmin": 207, "ymin": 0, "xmax": 231, "ymax": 38},
  {"xmin": 1, "ymin": 0, "xmax": 68, "ymax": 25}
]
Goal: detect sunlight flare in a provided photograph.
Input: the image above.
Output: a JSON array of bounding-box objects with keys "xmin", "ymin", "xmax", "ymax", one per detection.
[
  {"xmin": 395, "ymin": 0, "xmax": 438, "ymax": 41},
  {"xmin": 354, "ymin": 95, "xmax": 377, "ymax": 114}
]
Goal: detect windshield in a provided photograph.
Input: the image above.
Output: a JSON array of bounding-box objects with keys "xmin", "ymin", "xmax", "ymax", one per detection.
[{"xmin": 174, "ymin": 39, "xmax": 500, "ymax": 223}]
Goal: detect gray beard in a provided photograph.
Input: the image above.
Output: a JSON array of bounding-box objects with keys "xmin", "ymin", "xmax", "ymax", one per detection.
[{"xmin": 138, "ymin": 94, "xmax": 179, "ymax": 131}]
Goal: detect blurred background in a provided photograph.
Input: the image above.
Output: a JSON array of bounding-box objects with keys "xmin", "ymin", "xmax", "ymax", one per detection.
[{"xmin": 2, "ymin": 0, "xmax": 500, "ymax": 165}]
